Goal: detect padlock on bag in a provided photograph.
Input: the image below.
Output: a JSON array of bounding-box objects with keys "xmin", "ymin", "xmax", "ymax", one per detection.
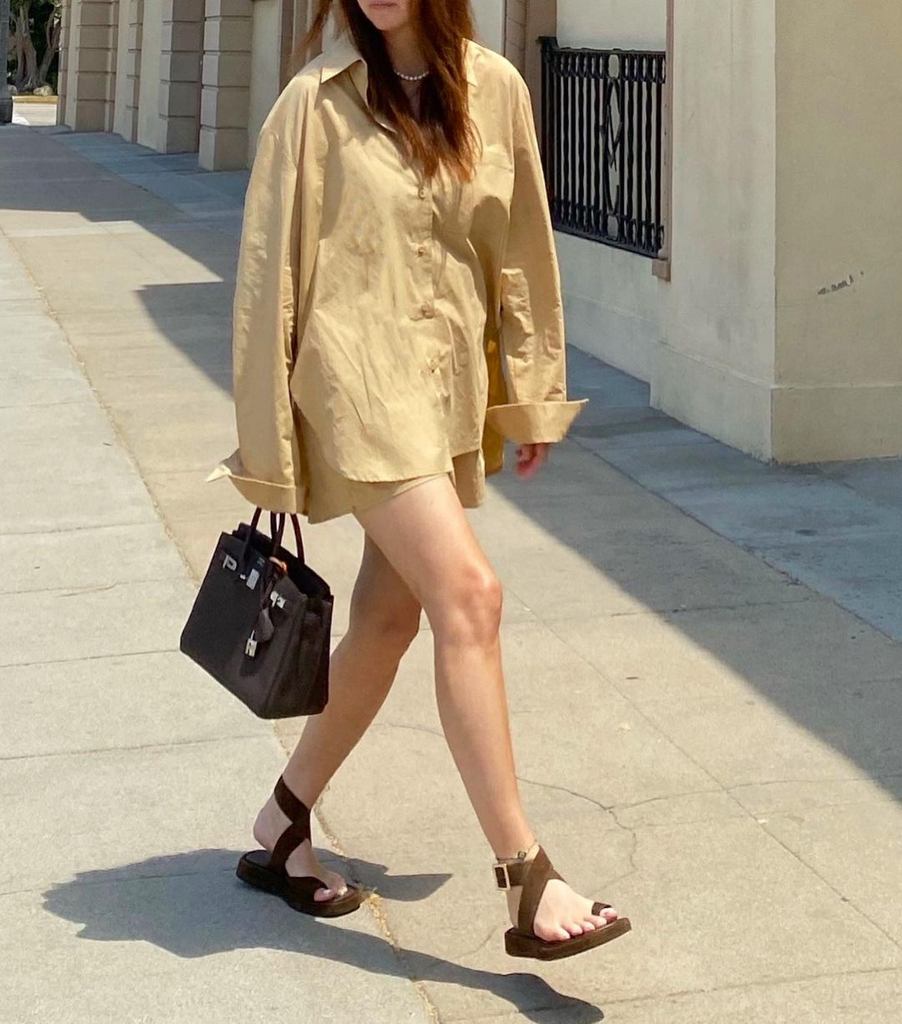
[{"xmin": 180, "ymin": 508, "xmax": 333, "ymax": 719}]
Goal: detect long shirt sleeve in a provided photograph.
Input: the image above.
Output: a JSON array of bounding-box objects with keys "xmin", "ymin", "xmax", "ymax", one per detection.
[
  {"xmin": 484, "ymin": 72, "xmax": 587, "ymax": 445},
  {"xmin": 213, "ymin": 128, "xmax": 306, "ymax": 512}
]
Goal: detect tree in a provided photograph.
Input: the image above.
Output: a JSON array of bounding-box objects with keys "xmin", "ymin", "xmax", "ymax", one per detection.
[{"xmin": 9, "ymin": 0, "xmax": 61, "ymax": 93}]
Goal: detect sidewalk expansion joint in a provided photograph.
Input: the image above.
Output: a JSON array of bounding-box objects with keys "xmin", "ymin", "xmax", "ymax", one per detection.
[
  {"xmin": 0, "ymin": 520, "xmax": 162, "ymax": 536},
  {"xmin": 2, "ymin": 866, "xmax": 238, "ymax": 901},
  {"xmin": 4, "ymin": 571, "xmax": 185, "ymax": 598},
  {"xmin": 726, "ymin": 772, "xmax": 902, "ymax": 796},
  {"xmin": 270, "ymin": 732, "xmax": 441, "ymax": 1021},
  {"xmin": 0, "ymin": 732, "xmax": 269, "ymax": 763},
  {"xmin": 0, "ymin": 646, "xmax": 183, "ymax": 671},
  {"xmin": 599, "ymin": 963, "xmax": 902, "ymax": 1009},
  {"xmin": 308, "ymin": 792, "xmax": 443, "ymax": 1024}
]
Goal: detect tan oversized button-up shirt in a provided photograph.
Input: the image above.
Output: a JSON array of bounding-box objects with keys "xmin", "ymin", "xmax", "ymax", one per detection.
[{"xmin": 212, "ymin": 32, "xmax": 587, "ymax": 514}]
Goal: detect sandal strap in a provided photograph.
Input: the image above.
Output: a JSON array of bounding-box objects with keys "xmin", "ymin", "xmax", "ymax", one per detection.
[
  {"xmin": 274, "ymin": 776, "xmax": 308, "ymax": 823},
  {"xmin": 516, "ymin": 847, "xmax": 563, "ymax": 936},
  {"xmin": 269, "ymin": 776, "xmax": 312, "ymax": 874}
]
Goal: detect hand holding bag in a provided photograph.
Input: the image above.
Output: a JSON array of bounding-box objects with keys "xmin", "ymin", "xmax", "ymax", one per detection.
[{"xmin": 179, "ymin": 509, "xmax": 333, "ymax": 718}]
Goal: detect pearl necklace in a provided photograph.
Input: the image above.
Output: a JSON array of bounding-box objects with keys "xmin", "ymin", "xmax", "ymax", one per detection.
[{"xmin": 394, "ymin": 67, "xmax": 430, "ymax": 81}]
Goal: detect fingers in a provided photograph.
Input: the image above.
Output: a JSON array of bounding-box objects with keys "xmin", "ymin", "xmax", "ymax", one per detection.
[{"xmin": 514, "ymin": 443, "xmax": 550, "ymax": 479}]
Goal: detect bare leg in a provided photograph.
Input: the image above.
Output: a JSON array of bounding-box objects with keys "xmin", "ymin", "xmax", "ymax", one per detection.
[
  {"xmin": 253, "ymin": 534, "xmax": 421, "ymax": 900},
  {"xmin": 355, "ymin": 477, "xmax": 618, "ymax": 942}
]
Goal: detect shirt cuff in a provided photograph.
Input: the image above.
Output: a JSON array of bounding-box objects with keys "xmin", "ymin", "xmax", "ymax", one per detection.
[
  {"xmin": 484, "ymin": 400, "xmax": 588, "ymax": 445},
  {"xmin": 207, "ymin": 452, "xmax": 305, "ymax": 514}
]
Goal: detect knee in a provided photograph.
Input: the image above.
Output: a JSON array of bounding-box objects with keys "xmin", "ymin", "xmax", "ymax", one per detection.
[{"xmin": 433, "ymin": 565, "xmax": 503, "ymax": 647}]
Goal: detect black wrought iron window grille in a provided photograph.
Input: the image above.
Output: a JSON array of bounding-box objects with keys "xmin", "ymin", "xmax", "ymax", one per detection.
[{"xmin": 540, "ymin": 37, "xmax": 667, "ymax": 259}]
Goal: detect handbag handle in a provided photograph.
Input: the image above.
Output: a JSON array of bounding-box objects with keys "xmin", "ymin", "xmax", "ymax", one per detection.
[{"xmin": 244, "ymin": 507, "xmax": 305, "ymax": 563}]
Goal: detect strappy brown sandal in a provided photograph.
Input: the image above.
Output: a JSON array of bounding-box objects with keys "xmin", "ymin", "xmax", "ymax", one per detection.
[
  {"xmin": 494, "ymin": 844, "xmax": 632, "ymax": 961},
  {"xmin": 236, "ymin": 776, "xmax": 368, "ymax": 918}
]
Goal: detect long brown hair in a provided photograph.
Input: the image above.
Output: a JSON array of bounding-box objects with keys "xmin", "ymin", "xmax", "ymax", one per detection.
[{"xmin": 299, "ymin": 0, "xmax": 479, "ymax": 182}]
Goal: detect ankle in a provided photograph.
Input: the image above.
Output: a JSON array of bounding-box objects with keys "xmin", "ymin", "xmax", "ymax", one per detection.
[
  {"xmin": 279, "ymin": 771, "xmax": 319, "ymax": 811},
  {"xmin": 494, "ymin": 839, "xmax": 539, "ymax": 864}
]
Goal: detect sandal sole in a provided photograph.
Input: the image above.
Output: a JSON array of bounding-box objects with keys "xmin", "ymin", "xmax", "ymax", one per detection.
[
  {"xmin": 505, "ymin": 916, "xmax": 632, "ymax": 961},
  {"xmin": 236, "ymin": 852, "xmax": 368, "ymax": 918}
]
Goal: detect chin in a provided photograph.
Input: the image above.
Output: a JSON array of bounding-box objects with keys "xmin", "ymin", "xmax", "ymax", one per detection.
[{"xmin": 364, "ymin": 2, "xmax": 408, "ymax": 31}]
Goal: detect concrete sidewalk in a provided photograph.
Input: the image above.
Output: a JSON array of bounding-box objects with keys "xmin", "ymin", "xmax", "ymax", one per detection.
[{"xmin": 2, "ymin": 123, "xmax": 902, "ymax": 1024}]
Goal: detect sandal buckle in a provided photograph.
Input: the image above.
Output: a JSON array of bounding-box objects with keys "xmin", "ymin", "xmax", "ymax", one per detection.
[{"xmin": 494, "ymin": 861, "xmax": 512, "ymax": 890}]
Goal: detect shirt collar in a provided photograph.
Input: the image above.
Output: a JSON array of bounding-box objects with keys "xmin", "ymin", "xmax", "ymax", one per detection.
[{"xmin": 320, "ymin": 32, "xmax": 478, "ymax": 88}]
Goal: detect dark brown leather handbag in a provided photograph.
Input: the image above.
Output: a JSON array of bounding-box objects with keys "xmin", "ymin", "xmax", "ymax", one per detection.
[{"xmin": 179, "ymin": 509, "xmax": 332, "ymax": 718}]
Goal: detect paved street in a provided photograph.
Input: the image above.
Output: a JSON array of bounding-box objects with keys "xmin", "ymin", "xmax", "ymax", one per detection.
[{"xmin": 2, "ymin": 121, "xmax": 902, "ymax": 1023}]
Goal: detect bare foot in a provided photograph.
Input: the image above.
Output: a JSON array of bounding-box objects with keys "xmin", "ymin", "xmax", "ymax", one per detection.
[
  {"xmin": 505, "ymin": 853, "xmax": 619, "ymax": 942},
  {"xmin": 252, "ymin": 795, "xmax": 348, "ymax": 902}
]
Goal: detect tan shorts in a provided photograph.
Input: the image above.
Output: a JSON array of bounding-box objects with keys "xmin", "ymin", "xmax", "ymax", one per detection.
[{"xmin": 302, "ymin": 423, "xmax": 483, "ymax": 525}]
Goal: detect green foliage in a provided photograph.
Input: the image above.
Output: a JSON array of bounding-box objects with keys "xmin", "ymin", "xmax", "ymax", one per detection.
[{"xmin": 10, "ymin": 0, "xmax": 61, "ymax": 91}]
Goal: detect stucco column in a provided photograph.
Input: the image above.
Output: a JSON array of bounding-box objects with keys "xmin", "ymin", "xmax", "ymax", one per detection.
[
  {"xmin": 770, "ymin": 0, "xmax": 902, "ymax": 461},
  {"xmin": 657, "ymin": 0, "xmax": 902, "ymax": 463},
  {"xmin": 198, "ymin": 0, "xmax": 253, "ymax": 170},
  {"xmin": 523, "ymin": 0, "xmax": 555, "ymax": 123},
  {"xmin": 56, "ymin": 0, "xmax": 70, "ymax": 124},
  {"xmin": 119, "ymin": 0, "xmax": 144, "ymax": 141},
  {"xmin": 504, "ymin": 0, "xmax": 526, "ymax": 71},
  {"xmin": 104, "ymin": 0, "xmax": 119, "ymax": 129},
  {"xmin": 61, "ymin": 0, "xmax": 117, "ymax": 131},
  {"xmin": 159, "ymin": 0, "xmax": 204, "ymax": 151},
  {"xmin": 0, "ymin": 0, "xmax": 11, "ymax": 124}
]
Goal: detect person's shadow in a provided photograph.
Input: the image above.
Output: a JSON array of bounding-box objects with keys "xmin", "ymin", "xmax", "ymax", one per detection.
[{"xmin": 42, "ymin": 849, "xmax": 605, "ymax": 1022}]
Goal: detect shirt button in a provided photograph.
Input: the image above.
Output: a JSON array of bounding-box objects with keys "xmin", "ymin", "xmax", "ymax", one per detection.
[
  {"xmin": 421, "ymin": 302, "xmax": 434, "ymax": 318},
  {"xmin": 418, "ymin": 187, "xmax": 427, "ymax": 199},
  {"xmin": 416, "ymin": 244, "xmax": 427, "ymax": 257}
]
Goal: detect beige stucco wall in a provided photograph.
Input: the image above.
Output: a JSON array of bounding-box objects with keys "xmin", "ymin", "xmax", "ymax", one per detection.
[
  {"xmin": 655, "ymin": 0, "xmax": 777, "ymax": 458},
  {"xmin": 471, "ymin": 0, "xmax": 504, "ymax": 52},
  {"xmin": 772, "ymin": 0, "xmax": 902, "ymax": 460},
  {"xmin": 558, "ymin": 0, "xmax": 665, "ymax": 49},
  {"xmin": 248, "ymin": 0, "xmax": 282, "ymax": 160},
  {"xmin": 559, "ymin": 234, "xmax": 666, "ymax": 384},
  {"xmin": 136, "ymin": 0, "xmax": 163, "ymax": 147}
]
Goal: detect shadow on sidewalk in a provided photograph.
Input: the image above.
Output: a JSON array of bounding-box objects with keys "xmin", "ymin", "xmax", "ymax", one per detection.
[{"xmin": 42, "ymin": 850, "xmax": 605, "ymax": 1023}]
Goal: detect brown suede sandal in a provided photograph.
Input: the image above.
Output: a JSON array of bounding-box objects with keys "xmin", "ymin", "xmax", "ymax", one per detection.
[
  {"xmin": 236, "ymin": 776, "xmax": 368, "ymax": 918},
  {"xmin": 495, "ymin": 845, "xmax": 632, "ymax": 961}
]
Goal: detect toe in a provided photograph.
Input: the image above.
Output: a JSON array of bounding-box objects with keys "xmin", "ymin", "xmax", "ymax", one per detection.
[
  {"xmin": 540, "ymin": 923, "xmax": 572, "ymax": 942},
  {"xmin": 592, "ymin": 903, "xmax": 618, "ymax": 923}
]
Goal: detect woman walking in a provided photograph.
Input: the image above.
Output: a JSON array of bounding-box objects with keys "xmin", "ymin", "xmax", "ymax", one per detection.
[{"xmin": 213, "ymin": 0, "xmax": 631, "ymax": 961}]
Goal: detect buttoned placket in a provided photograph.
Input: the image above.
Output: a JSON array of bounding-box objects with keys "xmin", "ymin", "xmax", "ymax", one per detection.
[
  {"xmin": 350, "ymin": 59, "xmax": 440, "ymax": 378},
  {"xmin": 413, "ymin": 175, "xmax": 440, "ymax": 377}
]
